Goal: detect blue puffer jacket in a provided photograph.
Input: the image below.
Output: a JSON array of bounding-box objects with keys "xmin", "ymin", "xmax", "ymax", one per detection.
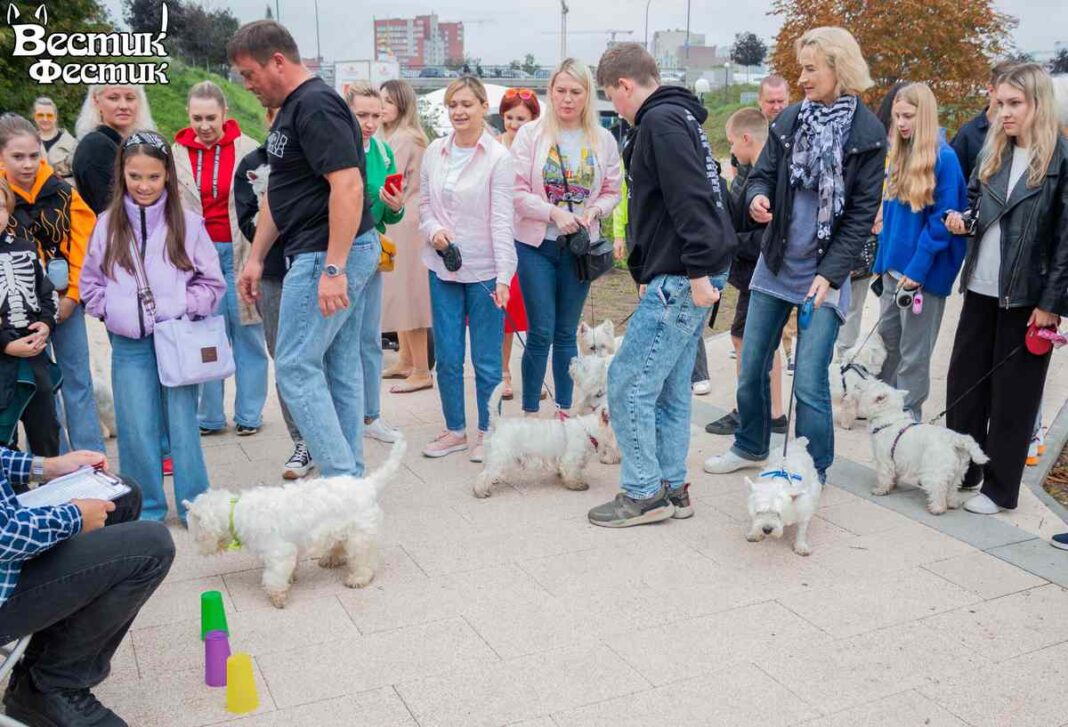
[{"xmin": 874, "ymin": 139, "xmax": 967, "ymax": 297}]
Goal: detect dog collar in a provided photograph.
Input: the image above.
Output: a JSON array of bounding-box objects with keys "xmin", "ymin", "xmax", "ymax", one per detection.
[
  {"xmin": 559, "ymin": 411, "xmax": 600, "ymax": 449},
  {"xmin": 839, "ymin": 362, "xmax": 872, "ymax": 392},
  {"xmin": 227, "ymin": 497, "xmax": 242, "ymax": 551},
  {"xmin": 759, "ymin": 469, "xmax": 803, "ymax": 483}
]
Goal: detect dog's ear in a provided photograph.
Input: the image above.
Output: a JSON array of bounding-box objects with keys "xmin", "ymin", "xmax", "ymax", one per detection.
[
  {"xmin": 578, "ymin": 321, "xmax": 590, "ymax": 337},
  {"xmin": 603, "ymin": 319, "xmax": 614, "ymax": 338},
  {"xmin": 181, "ymin": 499, "xmax": 193, "ymax": 511},
  {"xmin": 787, "ymin": 488, "xmax": 806, "ymax": 500},
  {"xmin": 745, "ymin": 476, "xmax": 756, "ymax": 492}
]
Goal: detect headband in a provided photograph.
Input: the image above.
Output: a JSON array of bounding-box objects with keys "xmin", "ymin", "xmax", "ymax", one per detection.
[{"xmin": 123, "ymin": 131, "xmax": 169, "ymax": 155}]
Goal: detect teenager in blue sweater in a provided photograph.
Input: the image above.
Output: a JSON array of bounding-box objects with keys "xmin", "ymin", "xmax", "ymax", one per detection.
[{"xmin": 874, "ymin": 83, "xmax": 967, "ymax": 418}]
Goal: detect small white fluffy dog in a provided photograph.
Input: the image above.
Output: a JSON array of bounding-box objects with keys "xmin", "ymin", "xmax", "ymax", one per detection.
[
  {"xmin": 569, "ymin": 354, "xmax": 611, "ymax": 414},
  {"xmin": 184, "ymin": 439, "xmax": 407, "ymax": 608},
  {"xmin": 91, "ymin": 350, "xmax": 116, "ymax": 439},
  {"xmin": 474, "ymin": 383, "xmax": 618, "ymax": 498},
  {"xmin": 578, "ymin": 320, "xmax": 617, "ymax": 357},
  {"xmin": 745, "ymin": 437, "xmax": 822, "ymax": 556},
  {"xmin": 831, "ymin": 332, "xmax": 887, "ymax": 429},
  {"xmin": 247, "ymin": 163, "xmax": 270, "ymax": 227},
  {"xmin": 859, "ymin": 381, "xmax": 989, "ymax": 515}
]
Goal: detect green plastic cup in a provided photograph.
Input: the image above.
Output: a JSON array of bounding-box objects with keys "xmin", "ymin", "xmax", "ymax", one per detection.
[{"xmin": 200, "ymin": 590, "xmax": 229, "ymax": 640}]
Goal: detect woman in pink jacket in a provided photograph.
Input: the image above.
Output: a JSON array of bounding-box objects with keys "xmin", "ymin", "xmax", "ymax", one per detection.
[
  {"xmin": 80, "ymin": 131, "xmax": 226, "ymax": 523},
  {"xmin": 420, "ymin": 77, "xmax": 516, "ymax": 463},
  {"xmin": 511, "ymin": 59, "xmax": 622, "ymax": 414}
]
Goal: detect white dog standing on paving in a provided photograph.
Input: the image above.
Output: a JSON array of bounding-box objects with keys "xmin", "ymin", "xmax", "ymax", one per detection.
[
  {"xmin": 578, "ymin": 320, "xmax": 618, "ymax": 358},
  {"xmin": 474, "ymin": 383, "xmax": 618, "ymax": 498},
  {"xmin": 830, "ymin": 331, "xmax": 888, "ymax": 429},
  {"xmin": 184, "ymin": 439, "xmax": 407, "ymax": 608},
  {"xmin": 859, "ymin": 381, "xmax": 989, "ymax": 515},
  {"xmin": 745, "ymin": 436, "xmax": 822, "ymax": 556}
]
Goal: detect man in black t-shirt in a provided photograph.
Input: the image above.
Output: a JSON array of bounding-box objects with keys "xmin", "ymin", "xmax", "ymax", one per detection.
[{"xmin": 231, "ymin": 20, "xmax": 382, "ymax": 478}]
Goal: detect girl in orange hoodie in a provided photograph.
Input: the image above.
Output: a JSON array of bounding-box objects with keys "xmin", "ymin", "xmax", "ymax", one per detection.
[{"xmin": 0, "ymin": 114, "xmax": 105, "ymax": 454}]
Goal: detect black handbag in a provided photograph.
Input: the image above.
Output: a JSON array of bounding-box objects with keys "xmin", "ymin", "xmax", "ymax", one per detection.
[{"xmin": 556, "ymin": 146, "xmax": 612, "ymax": 282}]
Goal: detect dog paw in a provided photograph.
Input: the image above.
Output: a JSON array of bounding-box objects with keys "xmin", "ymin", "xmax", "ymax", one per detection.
[
  {"xmin": 472, "ymin": 483, "xmax": 492, "ymax": 498},
  {"xmin": 793, "ymin": 542, "xmax": 813, "ymax": 556},
  {"xmin": 745, "ymin": 532, "xmax": 764, "ymax": 542},
  {"xmin": 561, "ymin": 479, "xmax": 590, "ymax": 491},
  {"xmin": 927, "ymin": 502, "xmax": 947, "ymax": 516},
  {"xmin": 344, "ymin": 569, "xmax": 375, "ymax": 589},
  {"xmin": 871, "ymin": 486, "xmax": 892, "ymax": 496},
  {"xmin": 267, "ymin": 589, "xmax": 289, "ymax": 608},
  {"xmin": 318, "ymin": 553, "xmax": 346, "ymax": 569}
]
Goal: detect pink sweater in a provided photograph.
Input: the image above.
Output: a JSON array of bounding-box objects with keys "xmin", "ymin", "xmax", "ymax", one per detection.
[
  {"xmin": 510, "ymin": 119, "xmax": 622, "ymax": 247},
  {"xmin": 419, "ymin": 130, "xmax": 517, "ymax": 286}
]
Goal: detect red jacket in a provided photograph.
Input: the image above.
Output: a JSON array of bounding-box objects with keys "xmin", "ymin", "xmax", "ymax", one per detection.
[{"xmin": 173, "ymin": 119, "xmax": 241, "ymax": 243}]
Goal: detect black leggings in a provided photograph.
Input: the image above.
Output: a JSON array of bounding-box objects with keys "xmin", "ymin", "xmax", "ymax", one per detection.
[{"xmin": 945, "ymin": 292, "xmax": 1050, "ymax": 509}]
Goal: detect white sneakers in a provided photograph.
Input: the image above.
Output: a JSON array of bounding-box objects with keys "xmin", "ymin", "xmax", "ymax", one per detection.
[
  {"xmin": 692, "ymin": 380, "xmax": 711, "ymax": 396},
  {"xmin": 364, "ymin": 418, "xmax": 401, "ymax": 443},
  {"xmin": 964, "ymin": 493, "xmax": 1001, "ymax": 514},
  {"xmin": 703, "ymin": 450, "xmax": 767, "ymax": 474}
]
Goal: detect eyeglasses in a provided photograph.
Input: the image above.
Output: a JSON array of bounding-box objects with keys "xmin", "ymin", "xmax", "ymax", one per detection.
[
  {"xmin": 34, "ymin": 113, "xmax": 55, "ymax": 120},
  {"xmin": 504, "ymin": 88, "xmax": 535, "ymax": 100}
]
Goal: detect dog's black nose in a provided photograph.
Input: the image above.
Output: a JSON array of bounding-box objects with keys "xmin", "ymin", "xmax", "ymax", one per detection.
[{"xmin": 762, "ymin": 525, "xmax": 774, "ymax": 535}]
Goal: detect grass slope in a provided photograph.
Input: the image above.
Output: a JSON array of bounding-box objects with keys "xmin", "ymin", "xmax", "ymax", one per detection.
[{"xmin": 145, "ymin": 60, "xmax": 267, "ymax": 143}]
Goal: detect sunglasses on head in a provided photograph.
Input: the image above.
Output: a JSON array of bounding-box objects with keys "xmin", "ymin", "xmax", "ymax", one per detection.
[
  {"xmin": 34, "ymin": 113, "xmax": 55, "ymax": 120},
  {"xmin": 504, "ymin": 88, "xmax": 535, "ymax": 100}
]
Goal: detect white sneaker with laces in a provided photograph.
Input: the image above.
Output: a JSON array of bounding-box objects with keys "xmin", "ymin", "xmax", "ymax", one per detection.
[
  {"xmin": 703, "ymin": 450, "xmax": 767, "ymax": 474},
  {"xmin": 692, "ymin": 380, "xmax": 711, "ymax": 396},
  {"xmin": 283, "ymin": 441, "xmax": 314, "ymax": 480},
  {"xmin": 364, "ymin": 418, "xmax": 400, "ymax": 443},
  {"xmin": 964, "ymin": 493, "xmax": 1001, "ymax": 514}
]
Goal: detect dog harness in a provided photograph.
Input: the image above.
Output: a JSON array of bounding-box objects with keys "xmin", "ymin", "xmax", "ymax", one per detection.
[
  {"xmin": 759, "ymin": 469, "xmax": 803, "ymax": 484},
  {"xmin": 871, "ymin": 421, "xmax": 920, "ymax": 461},
  {"xmin": 556, "ymin": 410, "xmax": 599, "ymax": 449},
  {"xmin": 227, "ymin": 497, "xmax": 242, "ymax": 551},
  {"xmin": 839, "ymin": 361, "xmax": 873, "ymax": 393}
]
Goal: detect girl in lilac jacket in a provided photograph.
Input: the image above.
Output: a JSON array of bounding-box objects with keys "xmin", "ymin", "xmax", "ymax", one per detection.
[{"xmin": 80, "ymin": 130, "xmax": 225, "ymax": 523}]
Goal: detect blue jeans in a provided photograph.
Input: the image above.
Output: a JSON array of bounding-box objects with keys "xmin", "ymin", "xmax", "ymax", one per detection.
[
  {"xmin": 429, "ymin": 271, "xmax": 503, "ymax": 432},
  {"xmin": 109, "ymin": 333, "xmax": 210, "ymax": 522},
  {"xmin": 515, "ymin": 240, "xmax": 590, "ymax": 412},
  {"xmin": 198, "ymin": 243, "xmax": 269, "ymax": 430},
  {"xmin": 361, "ymin": 271, "xmax": 384, "ymax": 420},
  {"xmin": 733, "ymin": 289, "xmax": 840, "ymax": 475},
  {"xmin": 608, "ymin": 274, "xmax": 717, "ymax": 499},
  {"xmin": 52, "ymin": 305, "xmax": 105, "ymax": 453},
  {"xmin": 275, "ymin": 231, "xmax": 380, "ymax": 477}
]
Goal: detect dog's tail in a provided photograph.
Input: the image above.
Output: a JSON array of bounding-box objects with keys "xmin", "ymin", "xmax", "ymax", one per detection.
[
  {"xmin": 370, "ymin": 438, "xmax": 408, "ymax": 495},
  {"xmin": 488, "ymin": 382, "xmax": 506, "ymax": 434},
  {"xmin": 955, "ymin": 434, "xmax": 990, "ymax": 466}
]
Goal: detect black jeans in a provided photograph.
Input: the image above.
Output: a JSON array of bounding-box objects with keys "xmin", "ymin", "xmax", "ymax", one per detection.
[
  {"xmin": 0, "ymin": 480, "xmax": 175, "ymax": 693},
  {"xmin": 946, "ymin": 292, "xmax": 1051, "ymax": 509}
]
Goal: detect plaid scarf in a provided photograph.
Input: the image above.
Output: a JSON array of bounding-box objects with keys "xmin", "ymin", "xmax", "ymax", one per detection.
[{"xmin": 789, "ymin": 95, "xmax": 857, "ymax": 242}]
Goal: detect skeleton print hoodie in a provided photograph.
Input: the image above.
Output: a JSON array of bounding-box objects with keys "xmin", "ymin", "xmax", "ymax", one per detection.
[{"xmin": 0, "ymin": 229, "xmax": 57, "ymax": 349}]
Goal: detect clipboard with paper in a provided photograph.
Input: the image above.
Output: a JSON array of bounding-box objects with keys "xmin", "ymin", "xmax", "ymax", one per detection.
[{"xmin": 16, "ymin": 467, "xmax": 130, "ymax": 509}]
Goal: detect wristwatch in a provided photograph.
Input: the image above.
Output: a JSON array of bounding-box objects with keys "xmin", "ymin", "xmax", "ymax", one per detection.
[
  {"xmin": 324, "ymin": 263, "xmax": 343, "ymax": 278},
  {"xmin": 30, "ymin": 456, "xmax": 46, "ymax": 484}
]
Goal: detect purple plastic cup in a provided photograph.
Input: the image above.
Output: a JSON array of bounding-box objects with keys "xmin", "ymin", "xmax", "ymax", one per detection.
[{"xmin": 205, "ymin": 630, "xmax": 231, "ymax": 687}]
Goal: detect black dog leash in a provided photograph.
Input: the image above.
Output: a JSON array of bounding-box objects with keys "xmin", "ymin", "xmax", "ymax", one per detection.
[{"xmin": 928, "ymin": 344, "xmax": 1023, "ymax": 424}]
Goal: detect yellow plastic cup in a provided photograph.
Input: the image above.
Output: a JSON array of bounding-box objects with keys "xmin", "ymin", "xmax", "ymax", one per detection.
[{"xmin": 225, "ymin": 652, "xmax": 259, "ymax": 714}]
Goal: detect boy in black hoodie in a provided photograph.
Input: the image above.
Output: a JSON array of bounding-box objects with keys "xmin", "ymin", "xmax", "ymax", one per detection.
[{"xmin": 588, "ymin": 43, "xmax": 737, "ymax": 528}]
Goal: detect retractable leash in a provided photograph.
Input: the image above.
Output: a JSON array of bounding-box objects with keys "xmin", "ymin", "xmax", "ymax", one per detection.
[
  {"xmin": 927, "ymin": 344, "xmax": 1024, "ymax": 424},
  {"xmin": 781, "ymin": 296, "xmax": 814, "ymax": 458}
]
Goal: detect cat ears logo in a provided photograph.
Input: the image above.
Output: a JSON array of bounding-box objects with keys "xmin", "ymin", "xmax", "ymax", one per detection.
[{"xmin": 8, "ymin": 2, "xmax": 170, "ymax": 84}]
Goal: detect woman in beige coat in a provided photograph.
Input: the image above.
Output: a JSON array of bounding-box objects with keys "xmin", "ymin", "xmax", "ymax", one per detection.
[
  {"xmin": 172, "ymin": 80, "xmax": 268, "ymax": 435},
  {"xmin": 380, "ymin": 79, "xmax": 433, "ymax": 393},
  {"xmin": 32, "ymin": 97, "xmax": 78, "ymax": 184}
]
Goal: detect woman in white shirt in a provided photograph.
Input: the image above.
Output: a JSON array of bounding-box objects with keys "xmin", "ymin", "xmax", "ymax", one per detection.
[{"xmin": 945, "ymin": 64, "xmax": 1068, "ymax": 515}]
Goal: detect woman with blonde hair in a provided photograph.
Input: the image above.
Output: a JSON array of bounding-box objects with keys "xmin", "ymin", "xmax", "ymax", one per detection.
[
  {"xmin": 705, "ymin": 27, "xmax": 887, "ymax": 484},
  {"xmin": 71, "ymin": 85, "xmax": 156, "ymax": 214},
  {"xmin": 419, "ymin": 76, "xmax": 515, "ymax": 462},
  {"xmin": 945, "ymin": 63, "xmax": 1068, "ymax": 515},
  {"xmin": 379, "ymin": 79, "xmax": 434, "ymax": 394},
  {"xmin": 873, "ymin": 82, "xmax": 967, "ymax": 418},
  {"xmin": 511, "ymin": 58, "xmax": 621, "ymax": 414}
]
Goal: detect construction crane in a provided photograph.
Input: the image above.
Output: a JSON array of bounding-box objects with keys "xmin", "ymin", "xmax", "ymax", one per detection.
[{"xmin": 543, "ymin": 29, "xmax": 635, "ymax": 47}]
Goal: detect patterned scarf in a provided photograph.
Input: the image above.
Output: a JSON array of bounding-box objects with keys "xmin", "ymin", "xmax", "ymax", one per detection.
[{"xmin": 789, "ymin": 95, "xmax": 858, "ymax": 241}]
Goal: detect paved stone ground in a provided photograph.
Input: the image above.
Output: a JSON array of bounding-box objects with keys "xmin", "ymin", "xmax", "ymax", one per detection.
[{"xmin": 77, "ymin": 289, "xmax": 1068, "ymax": 727}]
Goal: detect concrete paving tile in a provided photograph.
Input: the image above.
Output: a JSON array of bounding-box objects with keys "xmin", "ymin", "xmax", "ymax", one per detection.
[
  {"xmin": 604, "ymin": 601, "xmax": 828, "ymax": 687},
  {"xmin": 221, "ymin": 687, "xmax": 416, "ymax": 726},
  {"xmin": 552, "ymin": 662, "xmax": 817, "ymax": 727},
  {"xmin": 202, "ymin": 443, "xmax": 251, "ymax": 470},
  {"xmin": 814, "ymin": 523, "xmax": 977, "ymax": 580},
  {"xmin": 920, "ymin": 641, "xmax": 1068, "ymax": 727},
  {"xmin": 132, "ymin": 575, "xmax": 235, "ymax": 631},
  {"xmin": 755, "ymin": 621, "xmax": 991, "ymax": 714},
  {"xmin": 132, "ymin": 597, "xmax": 359, "ymax": 679},
  {"xmin": 256, "ymin": 618, "xmax": 498, "ymax": 708},
  {"xmin": 924, "ymin": 584, "xmax": 1068, "ymax": 662},
  {"xmin": 222, "ymin": 545, "xmax": 426, "ymax": 612},
  {"xmin": 395, "ymin": 645, "xmax": 649, "ymax": 727},
  {"xmin": 987, "ymin": 538, "xmax": 1068, "ymax": 589},
  {"xmin": 94, "ymin": 662, "xmax": 274, "ymax": 726},
  {"xmin": 777, "ymin": 567, "xmax": 980, "ymax": 638},
  {"xmin": 922, "ymin": 551, "xmax": 1049, "ymax": 600},
  {"xmin": 108, "ymin": 637, "xmax": 140, "ymax": 685},
  {"xmin": 163, "ymin": 525, "xmax": 266, "ymax": 584},
  {"xmin": 816, "ymin": 499, "xmax": 917, "ymax": 536},
  {"xmin": 797, "ymin": 689, "xmax": 967, "ymax": 727}
]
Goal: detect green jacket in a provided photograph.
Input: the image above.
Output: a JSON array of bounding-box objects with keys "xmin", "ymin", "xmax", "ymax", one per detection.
[
  {"xmin": 612, "ymin": 168, "xmax": 628, "ymax": 243},
  {"xmin": 365, "ymin": 137, "xmax": 405, "ymax": 233}
]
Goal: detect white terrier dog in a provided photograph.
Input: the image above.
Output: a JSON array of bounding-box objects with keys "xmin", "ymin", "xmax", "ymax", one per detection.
[
  {"xmin": 474, "ymin": 383, "xmax": 618, "ymax": 498},
  {"xmin": 831, "ymin": 332, "xmax": 887, "ymax": 429},
  {"xmin": 858, "ymin": 381, "xmax": 989, "ymax": 515},
  {"xmin": 569, "ymin": 354, "xmax": 610, "ymax": 415},
  {"xmin": 247, "ymin": 163, "xmax": 270, "ymax": 227},
  {"xmin": 745, "ymin": 437, "xmax": 822, "ymax": 556},
  {"xmin": 184, "ymin": 439, "xmax": 407, "ymax": 608},
  {"xmin": 91, "ymin": 349, "xmax": 116, "ymax": 439},
  {"xmin": 578, "ymin": 320, "xmax": 617, "ymax": 357}
]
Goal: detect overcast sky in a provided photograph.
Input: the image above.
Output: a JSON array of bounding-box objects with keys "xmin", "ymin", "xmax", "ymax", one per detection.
[{"xmin": 102, "ymin": 0, "xmax": 1065, "ymax": 67}]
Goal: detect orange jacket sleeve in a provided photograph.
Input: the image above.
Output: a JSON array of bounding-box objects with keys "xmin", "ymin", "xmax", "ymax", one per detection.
[{"xmin": 63, "ymin": 187, "xmax": 97, "ymax": 303}]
